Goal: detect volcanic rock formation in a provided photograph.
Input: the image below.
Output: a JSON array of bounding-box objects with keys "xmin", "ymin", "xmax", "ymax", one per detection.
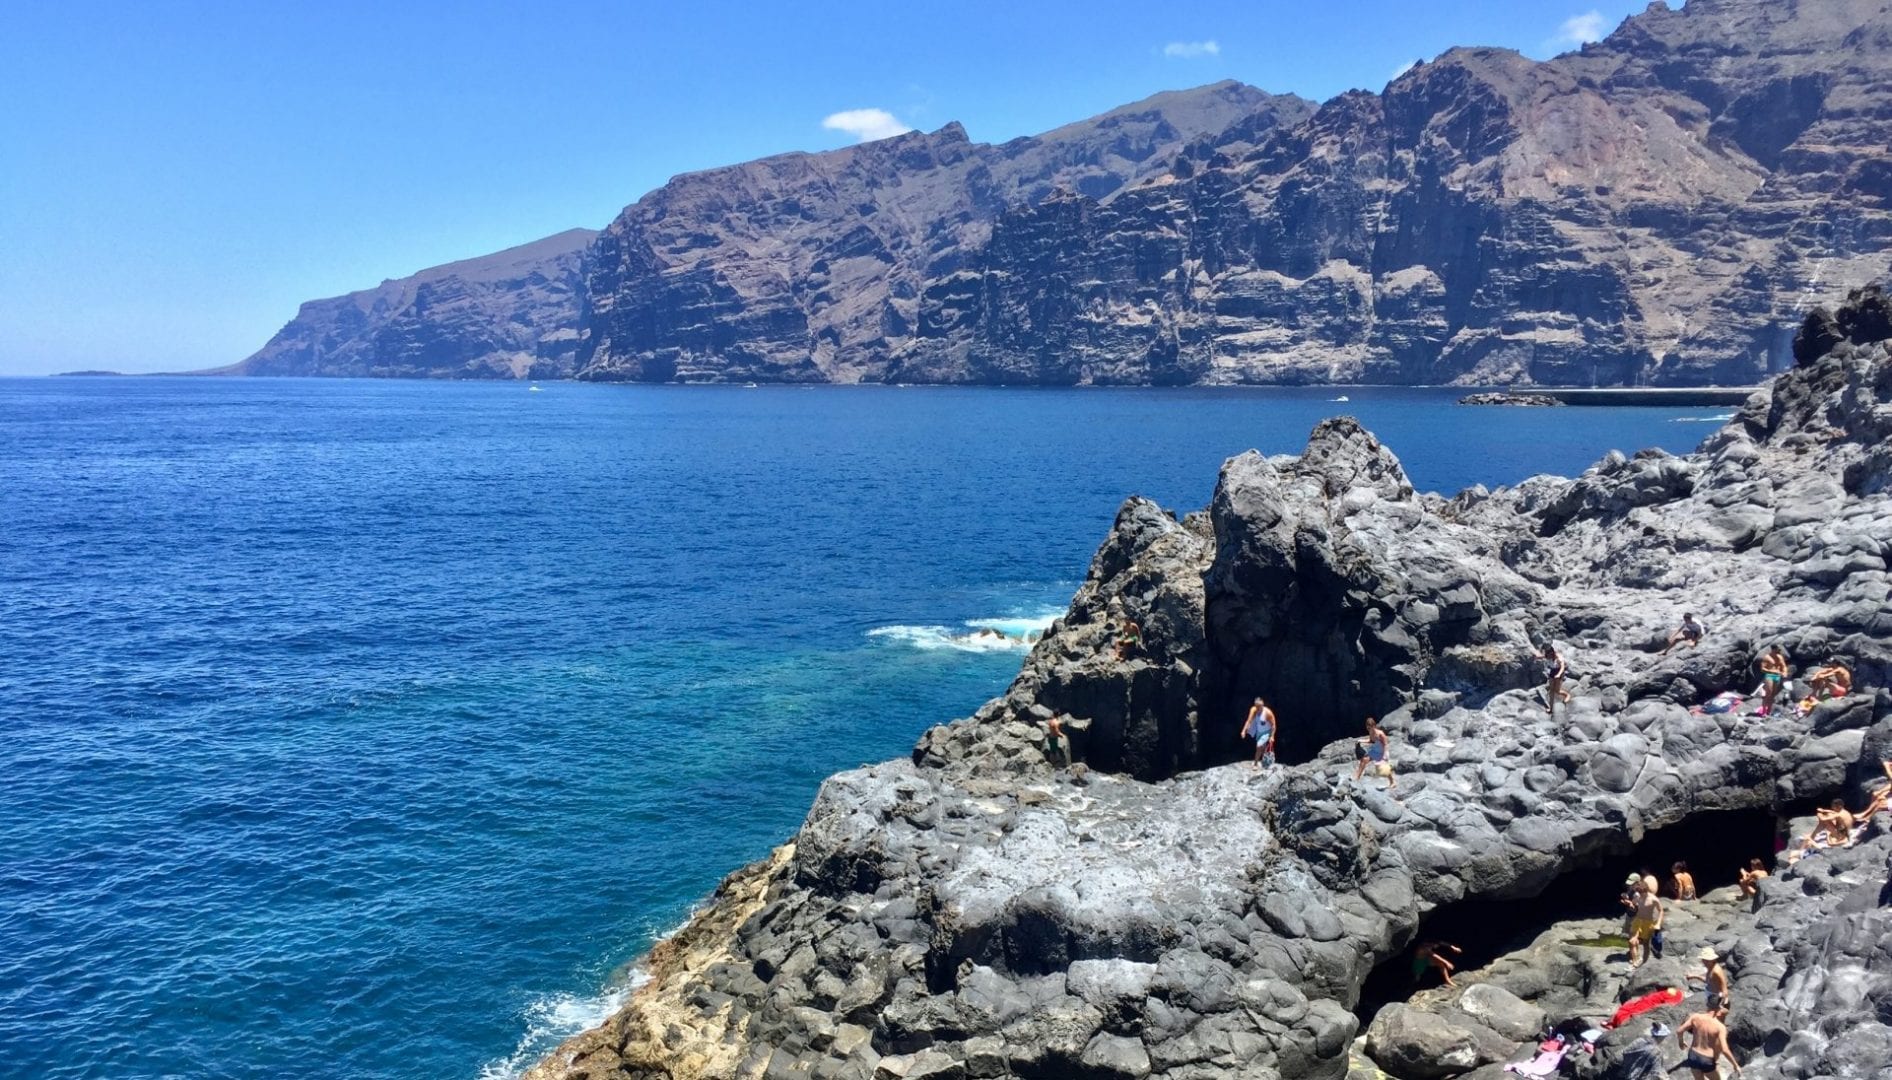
[
  {"xmin": 521, "ymin": 287, "xmax": 1892, "ymax": 1079},
  {"xmin": 234, "ymin": 0, "xmax": 1892, "ymax": 386}
]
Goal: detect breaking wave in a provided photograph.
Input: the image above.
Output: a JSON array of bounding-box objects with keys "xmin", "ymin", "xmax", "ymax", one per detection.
[{"xmin": 867, "ymin": 610, "xmax": 1061, "ymax": 654}]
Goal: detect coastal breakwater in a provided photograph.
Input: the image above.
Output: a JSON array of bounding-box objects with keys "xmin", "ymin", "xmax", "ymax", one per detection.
[{"xmin": 526, "ymin": 287, "xmax": 1892, "ymax": 1080}]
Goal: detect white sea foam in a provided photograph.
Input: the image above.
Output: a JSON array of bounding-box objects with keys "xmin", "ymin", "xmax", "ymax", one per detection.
[
  {"xmin": 1671, "ymin": 413, "xmax": 1736, "ymax": 422},
  {"xmin": 476, "ymin": 971, "xmax": 649, "ymax": 1080},
  {"xmin": 868, "ymin": 610, "xmax": 1060, "ymax": 654}
]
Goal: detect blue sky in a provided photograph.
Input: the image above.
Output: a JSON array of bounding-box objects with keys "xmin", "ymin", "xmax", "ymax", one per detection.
[{"xmin": 0, "ymin": 1, "xmax": 1652, "ymax": 375}]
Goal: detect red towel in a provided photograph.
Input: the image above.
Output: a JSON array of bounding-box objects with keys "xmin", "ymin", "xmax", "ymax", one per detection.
[{"xmin": 1606, "ymin": 987, "xmax": 1683, "ymax": 1028}]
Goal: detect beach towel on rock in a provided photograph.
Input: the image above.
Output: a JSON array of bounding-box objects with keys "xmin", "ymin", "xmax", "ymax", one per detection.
[{"xmin": 1606, "ymin": 988, "xmax": 1683, "ymax": 1028}]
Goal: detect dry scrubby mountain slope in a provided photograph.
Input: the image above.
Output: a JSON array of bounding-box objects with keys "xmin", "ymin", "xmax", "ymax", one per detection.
[{"xmin": 234, "ymin": 0, "xmax": 1892, "ymax": 386}]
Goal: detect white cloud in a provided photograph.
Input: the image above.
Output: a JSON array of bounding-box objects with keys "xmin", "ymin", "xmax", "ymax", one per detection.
[
  {"xmin": 821, "ymin": 108, "xmax": 914, "ymax": 143},
  {"xmin": 1390, "ymin": 60, "xmax": 1418, "ymax": 82},
  {"xmin": 1552, "ymin": 10, "xmax": 1608, "ymax": 49},
  {"xmin": 1162, "ymin": 40, "xmax": 1220, "ymax": 60}
]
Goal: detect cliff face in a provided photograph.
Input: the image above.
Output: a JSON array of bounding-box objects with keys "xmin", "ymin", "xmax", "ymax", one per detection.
[
  {"xmin": 892, "ymin": 0, "xmax": 1892, "ymax": 386},
  {"xmin": 525, "ymin": 286, "xmax": 1892, "ymax": 1080},
  {"xmin": 231, "ymin": 229, "xmax": 597, "ymax": 379},
  {"xmin": 574, "ymin": 83, "xmax": 1307, "ymax": 384},
  {"xmin": 233, "ymin": 0, "xmax": 1892, "ymax": 386}
]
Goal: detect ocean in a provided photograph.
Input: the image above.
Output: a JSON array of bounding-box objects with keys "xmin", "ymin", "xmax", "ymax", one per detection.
[{"xmin": 0, "ymin": 377, "xmax": 1723, "ymax": 1079}]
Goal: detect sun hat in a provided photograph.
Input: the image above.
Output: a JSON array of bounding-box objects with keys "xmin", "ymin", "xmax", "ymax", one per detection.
[
  {"xmin": 1699, "ymin": 947, "xmax": 1719, "ymax": 962},
  {"xmin": 1625, "ymin": 873, "xmax": 1641, "ymax": 885}
]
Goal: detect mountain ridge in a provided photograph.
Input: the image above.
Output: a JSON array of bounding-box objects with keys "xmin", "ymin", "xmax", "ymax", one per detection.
[{"xmin": 228, "ymin": 0, "xmax": 1892, "ymax": 386}]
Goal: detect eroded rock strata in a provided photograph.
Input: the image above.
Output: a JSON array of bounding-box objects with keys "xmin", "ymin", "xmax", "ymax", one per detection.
[
  {"xmin": 240, "ymin": 0, "xmax": 1892, "ymax": 386},
  {"xmin": 524, "ymin": 291, "xmax": 1892, "ymax": 1079}
]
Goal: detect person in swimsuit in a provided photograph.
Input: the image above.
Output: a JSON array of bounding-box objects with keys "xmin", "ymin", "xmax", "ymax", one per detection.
[
  {"xmin": 1807, "ymin": 661, "xmax": 1852, "ymax": 698},
  {"xmin": 1671, "ymin": 861, "xmax": 1697, "ymax": 901},
  {"xmin": 1240, "ymin": 696, "xmax": 1277, "ymax": 771},
  {"xmin": 1789, "ymin": 798, "xmax": 1859, "ymax": 861},
  {"xmin": 1662, "ymin": 613, "xmax": 1706, "ymax": 655},
  {"xmin": 1736, "ymin": 858, "xmax": 1768, "ymax": 899},
  {"xmin": 1114, "ymin": 616, "xmax": 1142, "ymax": 661},
  {"xmin": 1675, "ymin": 1004, "xmax": 1741, "ymax": 1079},
  {"xmin": 1351, "ymin": 716, "xmax": 1395, "ymax": 791},
  {"xmin": 1629, "ymin": 887, "xmax": 1664, "ymax": 968},
  {"xmin": 1691, "ymin": 947, "xmax": 1730, "ymax": 1012},
  {"xmin": 1757, "ymin": 645, "xmax": 1789, "ymax": 716},
  {"xmin": 1541, "ymin": 643, "xmax": 1572, "ymax": 717},
  {"xmin": 1412, "ymin": 940, "xmax": 1462, "ymax": 988}
]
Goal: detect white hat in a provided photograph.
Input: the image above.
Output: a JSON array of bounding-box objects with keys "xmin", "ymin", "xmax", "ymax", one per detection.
[{"xmin": 1699, "ymin": 947, "xmax": 1719, "ymax": 962}]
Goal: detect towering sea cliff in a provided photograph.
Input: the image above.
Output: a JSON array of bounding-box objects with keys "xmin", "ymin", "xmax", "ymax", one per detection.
[
  {"xmin": 525, "ymin": 286, "xmax": 1892, "ymax": 1080},
  {"xmin": 232, "ymin": 0, "xmax": 1892, "ymax": 386}
]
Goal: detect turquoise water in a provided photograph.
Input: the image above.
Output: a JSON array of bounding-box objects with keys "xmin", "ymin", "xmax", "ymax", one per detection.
[{"xmin": 0, "ymin": 378, "xmax": 1718, "ymax": 1079}]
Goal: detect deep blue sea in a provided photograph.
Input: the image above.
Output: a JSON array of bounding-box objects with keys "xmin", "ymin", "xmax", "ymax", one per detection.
[{"xmin": 0, "ymin": 377, "xmax": 1722, "ymax": 1079}]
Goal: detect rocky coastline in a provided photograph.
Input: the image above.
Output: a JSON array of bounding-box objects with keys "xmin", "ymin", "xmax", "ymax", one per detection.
[
  {"xmin": 1456, "ymin": 393, "xmax": 1561, "ymax": 407},
  {"xmin": 526, "ymin": 286, "xmax": 1892, "ymax": 1080}
]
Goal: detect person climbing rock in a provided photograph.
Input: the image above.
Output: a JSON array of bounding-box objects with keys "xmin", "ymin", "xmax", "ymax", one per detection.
[
  {"xmin": 1662, "ymin": 613, "xmax": 1706, "ymax": 655},
  {"xmin": 1412, "ymin": 940, "xmax": 1462, "ymax": 988},
  {"xmin": 1756, "ymin": 645, "xmax": 1789, "ymax": 716},
  {"xmin": 1541, "ymin": 643, "xmax": 1572, "ymax": 717},
  {"xmin": 1240, "ymin": 696, "xmax": 1277, "ymax": 771},
  {"xmin": 1042, "ymin": 713, "xmax": 1069, "ymax": 765},
  {"xmin": 1351, "ymin": 716, "xmax": 1395, "ymax": 791},
  {"xmin": 1675, "ymin": 1004, "xmax": 1741, "ymax": 1079}
]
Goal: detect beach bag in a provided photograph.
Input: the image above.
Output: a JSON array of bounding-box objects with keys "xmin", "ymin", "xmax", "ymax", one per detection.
[{"xmin": 1702, "ymin": 693, "xmax": 1740, "ymax": 714}]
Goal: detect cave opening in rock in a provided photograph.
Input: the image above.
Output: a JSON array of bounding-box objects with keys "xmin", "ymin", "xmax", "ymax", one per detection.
[{"xmin": 1352, "ymin": 807, "xmax": 1783, "ymax": 1024}]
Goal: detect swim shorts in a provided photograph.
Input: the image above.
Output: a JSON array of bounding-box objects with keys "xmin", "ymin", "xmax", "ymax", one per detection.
[
  {"xmin": 1630, "ymin": 917, "xmax": 1657, "ymax": 941},
  {"xmin": 1683, "ymin": 1051, "xmax": 1716, "ymax": 1073}
]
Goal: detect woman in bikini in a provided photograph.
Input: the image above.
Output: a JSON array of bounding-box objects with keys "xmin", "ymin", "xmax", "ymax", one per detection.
[{"xmin": 1541, "ymin": 643, "xmax": 1572, "ymax": 717}]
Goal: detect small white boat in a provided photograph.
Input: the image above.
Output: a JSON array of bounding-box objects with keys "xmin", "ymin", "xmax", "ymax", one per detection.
[
  {"xmin": 1331, "ymin": 394, "xmax": 1350, "ymax": 402},
  {"xmin": 528, "ymin": 385, "xmax": 544, "ymax": 392},
  {"xmin": 744, "ymin": 382, "xmax": 759, "ymax": 389}
]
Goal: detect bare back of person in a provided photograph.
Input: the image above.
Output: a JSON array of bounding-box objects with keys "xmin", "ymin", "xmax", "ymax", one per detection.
[{"xmin": 1677, "ymin": 1010, "xmax": 1740, "ymax": 1078}]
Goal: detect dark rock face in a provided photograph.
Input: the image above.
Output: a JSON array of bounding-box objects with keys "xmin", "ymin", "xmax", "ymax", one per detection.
[
  {"xmin": 230, "ymin": 229, "xmax": 596, "ymax": 379},
  {"xmin": 525, "ymin": 297, "xmax": 1892, "ymax": 1080},
  {"xmin": 1457, "ymin": 393, "xmax": 1561, "ymax": 406},
  {"xmin": 235, "ymin": 0, "xmax": 1892, "ymax": 387},
  {"xmin": 576, "ymin": 84, "xmax": 1308, "ymax": 385}
]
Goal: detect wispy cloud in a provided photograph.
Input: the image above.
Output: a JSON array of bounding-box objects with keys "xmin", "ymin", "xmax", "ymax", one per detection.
[
  {"xmin": 821, "ymin": 108, "xmax": 915, "ymax": 143},
  {"xmin": 1551, "ymin": 10, "xmax": 1608, "ymax": 49},
  {"xmin": 1390, "ymin": 60, "xmax": 1418, "ymax": 83},
  {"xmin": 1162, "ymin": 40, "xmax": 1220, "ymax": 60}
]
